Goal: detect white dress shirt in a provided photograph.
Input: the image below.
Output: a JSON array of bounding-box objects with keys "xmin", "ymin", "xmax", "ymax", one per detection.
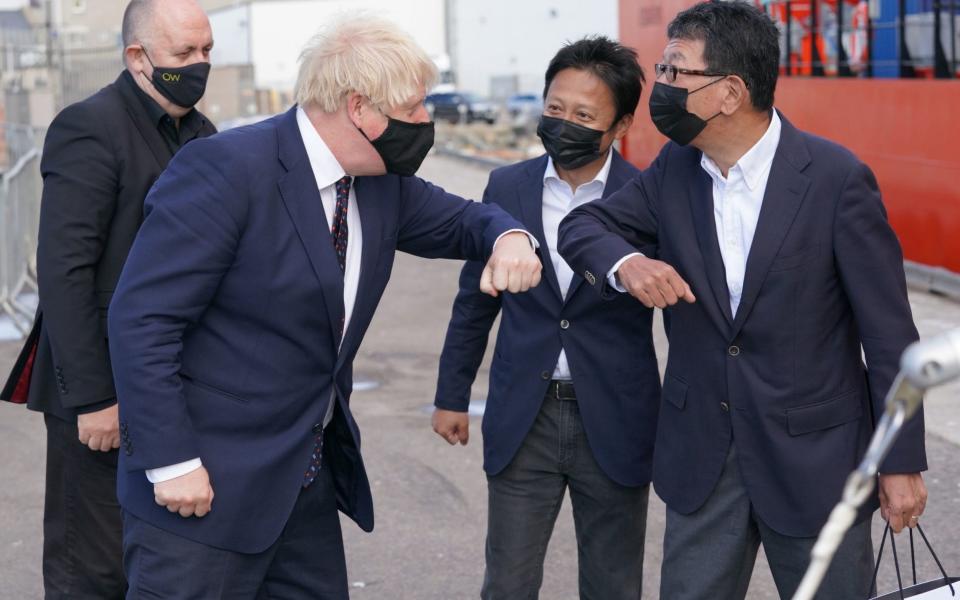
[
  {"xmin": 542, "ymin": 151, "xmax": 613, "ymax": 380},
  {"xmin": 145, "ymin": 107, "xmax": 362, "ymax": 484},
  {"xmin": 607, "ymin": 111, "xmax": 782, "ymax": 317}
]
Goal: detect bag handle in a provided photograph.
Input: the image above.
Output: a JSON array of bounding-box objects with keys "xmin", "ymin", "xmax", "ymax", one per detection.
[{"xmin": 870, "ymin": 520, "xmax": 956, "ymax": 599}]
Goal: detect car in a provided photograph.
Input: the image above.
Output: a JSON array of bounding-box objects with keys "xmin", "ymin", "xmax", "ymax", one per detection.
[
  {"xmin": 505, "ymin": 93, "xmax": 544, "ymax": 119},
  {"xmin": 425, "ymin": 92, "xmax": 497, "ymax": 124}
]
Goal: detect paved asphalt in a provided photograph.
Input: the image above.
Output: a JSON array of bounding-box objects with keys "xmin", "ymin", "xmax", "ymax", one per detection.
[{"xmin": 2, "ymin": 153, "xmax": 959, "ymax": 599}]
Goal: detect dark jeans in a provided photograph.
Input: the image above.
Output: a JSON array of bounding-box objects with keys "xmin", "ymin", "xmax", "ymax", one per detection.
[
  {"xmin": 482, "ymin": 391, "xmax": 649, "ymax": 600},
  {"xmin": 123, "ymin": 449, "xmax": 348, "ymax": 600},
  {"xmin": 43, "ymin": 413, "xmax": 126, "ymax": 600},
  {"xmin": 660, "ymin": 446, "xmax": 875, "ymax": 599}
]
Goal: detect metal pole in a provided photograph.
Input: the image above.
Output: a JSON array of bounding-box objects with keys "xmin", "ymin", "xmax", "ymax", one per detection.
[
  {"xmin": 899, "ymin": 0, "xmax": 915, "ymax": 77},
  {"xmin": 838, "ymin": 0, "xmax": 853, "ymax": 75},
  {"xmin": 812, "ymin": 0, "xmax": 826, "ymax": 75},
  {"xmin": 952, "ymin": 0, "xmax": 957, "ymax": 76},
  {"xmin": 866, "ymin": 1, "xmax": 874, "ymax": 77},
  {"xmin": 44, "ymin": 0, "xmax": 53, "ymax": 68},
  {"xmin": 786, "ymin": 0, "xmax": 794, "ymax": 74},
  {"xmin": 934, "ymin": 0, "xmax": 951, "ymax": 76}
]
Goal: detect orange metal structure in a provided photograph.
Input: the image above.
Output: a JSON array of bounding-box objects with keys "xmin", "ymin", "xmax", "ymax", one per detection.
[{"xmin": 619, "ymin": 0, "xmax": 960, "ymax": 273}]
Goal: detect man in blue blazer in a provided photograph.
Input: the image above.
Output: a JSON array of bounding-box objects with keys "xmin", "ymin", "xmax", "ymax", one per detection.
[
  {"xmin": 433, "ymin": 38, "xmax": 659, "ymax": 599},
  {"xmin": 559, "ymin": 3, "xmax": 927, "ymax": 599},
  {"xmin": 107, "ymin": 17, "xmax": 541, "ymax": 599}
]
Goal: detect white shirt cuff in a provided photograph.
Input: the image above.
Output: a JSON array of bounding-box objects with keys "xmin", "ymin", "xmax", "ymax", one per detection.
[
  {"xmin": 606, "ymin": 252, "xmax": 644, "ymax": 293},
  {"xmin": 494, "ymin": 229, "xmax": 539, "ymax": 250},
  {"xmin": 146, "ymin": 458, "xmax": 203, "ymax": 484}
]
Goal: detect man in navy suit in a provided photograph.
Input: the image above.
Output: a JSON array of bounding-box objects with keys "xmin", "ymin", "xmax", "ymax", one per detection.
[
  {"xmin": 107, "ymin": 17, "xmax": 541, "ymax": 599},
  {"xmin": 433, "ymin": 38, "xmax": 659, "ymax": 599},
  {"xmin": 559, "ymin": 3, "xmax": 927, "ymax": 599}
]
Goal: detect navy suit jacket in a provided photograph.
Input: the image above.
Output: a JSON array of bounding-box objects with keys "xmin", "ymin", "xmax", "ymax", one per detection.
[
  {"xmin": 435, "ymin": 152, "xmax": 660, "ymax": 487},
  {"xmin": 107, "ymin": 106, "xmax": 525, "ymax": 553},
  {"xmin": 558, "ymin": 113, "xmax": 926, "ymax": 537}
]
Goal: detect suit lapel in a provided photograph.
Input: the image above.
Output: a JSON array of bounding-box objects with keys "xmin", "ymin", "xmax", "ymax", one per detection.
[
  {"xmin": 730, "ymin": 115, "xmax": 811, "ymax": 338},
  {"xmin": 276, "ymin": 108, "xmax": 345, "ymax": 348},
  {"xmin": 115, "ymin": 73, "xmax": 173, "ymax": 170},
  {"xmin": 336, "ymin": 177, "xmax": 383, "ymax": 366},
  {"xmin": 519, "ymin": 157, "xmax": 563, "ymax": 302},
  {"xmin": 564, "ymin": 151, "xmax": 631, "ymax": 302},
  {"xmin": 688, "ymin": 164, "xmax": 735, "ymax": 326}
]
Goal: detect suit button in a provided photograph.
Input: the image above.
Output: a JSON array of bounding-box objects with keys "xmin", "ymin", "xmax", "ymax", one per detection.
[
  {"xmin": 584, "ymin": 271, "xmax": 596, "ymax": 286},
  {"xmin": 720, "ymin": 402, "xmax": 729, "ymax": 412},
  {"xmin": 560, "ymin": 319, "xmax": 570, "ymax": 330},
  {"xmin": 728, "ymin": 345, "xmax": 741, "ymax": 357},
  {"xmin": 540, "ymin": 370, "xmax": 551, "ymax": 380},
  {"xmin": 312, "ymin": 423, "xmax": 323, "ymax": 434}
]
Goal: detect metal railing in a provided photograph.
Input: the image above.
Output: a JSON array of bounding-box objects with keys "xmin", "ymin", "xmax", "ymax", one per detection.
[{"xmin": 0, "ymin": 134, "xmax": 42, "ymax": 337}]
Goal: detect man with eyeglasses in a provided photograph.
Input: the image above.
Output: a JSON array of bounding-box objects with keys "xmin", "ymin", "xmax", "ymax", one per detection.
[{"xmin": 558, "ymin": 2, "xmax": 927, "ymax": 598}]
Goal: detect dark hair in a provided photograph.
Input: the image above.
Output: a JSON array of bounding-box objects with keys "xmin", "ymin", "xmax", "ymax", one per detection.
[
  {"xmin": 543, "ymin": 36, "xmax": 645, "ymax": 126},
  {"xmin": 667, "ymin": 1, "xmax": 780, "ymax": 111}
]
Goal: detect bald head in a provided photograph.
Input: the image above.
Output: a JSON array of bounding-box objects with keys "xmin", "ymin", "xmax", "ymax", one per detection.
[
  {"xmin": 123, "ymin": 0, "xmax": 213, "ymax": 116},
  {"xmin": 122, "ymin": 0, "xmax": 210, "ymax": 52},
  {"xmin": 121, "ymin": 0, "xmax": 155, "ymax": 48}
]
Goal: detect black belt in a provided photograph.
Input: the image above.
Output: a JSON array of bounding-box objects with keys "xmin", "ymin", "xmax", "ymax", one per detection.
[{"xmin": 547, "ymin": 380, "xmax": 577, "ymax": 401}]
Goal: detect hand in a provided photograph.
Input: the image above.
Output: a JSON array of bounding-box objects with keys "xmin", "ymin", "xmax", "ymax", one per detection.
[
  {"xmin": 77, "ymin": 403, "xmax": 120, "ymax": 452},
  {"xmin": 616, "ymin": 255, "xmax": 696, "ymax": 308},
  {"xmin": 154, "ymin": 466, "xmax": 215, "ymax": 518},
  {"xmin": 432, "ymin": 408, "xmax": 469, "ymax": 445},
  {"xmin": 879, "ymin": 473, "xmax": 927, "ymax": 533},
  {"xmin": 480, "ymin": 232, "xmax": 542, "ymax": 297}
]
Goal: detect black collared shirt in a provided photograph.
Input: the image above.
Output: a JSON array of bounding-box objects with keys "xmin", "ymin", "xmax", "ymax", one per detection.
[{"xmin": 122, "ymin": 70, "xmax": 207, "ymax": 155}]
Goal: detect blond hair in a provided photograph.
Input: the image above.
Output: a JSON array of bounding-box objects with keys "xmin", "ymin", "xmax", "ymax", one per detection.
[{"xmin": 294, "ymin": 16, "xmax": 438, "ymax": 113}]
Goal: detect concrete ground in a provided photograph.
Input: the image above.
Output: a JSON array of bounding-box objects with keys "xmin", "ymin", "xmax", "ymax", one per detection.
[{"xmin": 2, "ymin": 153, "xmax": 960, "ymax": 599}]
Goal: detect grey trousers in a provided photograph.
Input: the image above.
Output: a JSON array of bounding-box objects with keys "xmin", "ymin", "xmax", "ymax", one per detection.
[
  {"xmin": 660, "ymin": 446, "xmax": 874, "ymax": 600},
  {"xmin": 482, "ymin": 392, "xmax": 650, "ymax": 600}
]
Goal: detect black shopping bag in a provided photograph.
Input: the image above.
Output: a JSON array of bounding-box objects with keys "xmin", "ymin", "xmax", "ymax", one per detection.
[{"xmin": 869, "ymin": 521, "xmax": 959, "ymax": 599}]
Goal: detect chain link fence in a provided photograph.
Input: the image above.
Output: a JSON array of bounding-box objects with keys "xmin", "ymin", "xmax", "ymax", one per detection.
[{"xmin": 0, "ymin": 124, "xmax": 43, "ymax": 336}]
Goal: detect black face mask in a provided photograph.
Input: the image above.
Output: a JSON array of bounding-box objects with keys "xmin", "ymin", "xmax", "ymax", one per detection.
[
  {"xmin": 648, "ymin": 79, "xmax": 724, "ymax": 146},
  {"xmin": 143, "ymin": 49, "xmax": 211, "ymax": 109},
  {"xmin": 362, "ymin": 116, "xmax": 435, "ymax": 177},
  {"xmin": 537, "ymin": 115, "xmax": 611, "ymax": 170}
]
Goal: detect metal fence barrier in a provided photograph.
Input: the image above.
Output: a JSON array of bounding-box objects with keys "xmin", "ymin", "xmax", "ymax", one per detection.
[{"xmin": 0, "ymin": 137, "xmax": 42, "ymax": 337}]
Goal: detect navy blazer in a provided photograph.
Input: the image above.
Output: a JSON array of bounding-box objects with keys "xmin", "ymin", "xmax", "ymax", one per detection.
[
  {"xmin": 558, "ymin": 113, "xmax": 926, "ymax": 537},
  {"xmin": 435, "ymin": 152, "xmax": 660, "ymax": 487},
  {"xmin": 107, "ymin": 107, "xmax": 525, "ymax": 553}
]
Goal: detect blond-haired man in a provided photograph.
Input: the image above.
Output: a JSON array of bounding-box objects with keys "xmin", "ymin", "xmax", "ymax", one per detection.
[{"xmin": 106, "ymin": 16, "xmax": 540, "ymax": 598}]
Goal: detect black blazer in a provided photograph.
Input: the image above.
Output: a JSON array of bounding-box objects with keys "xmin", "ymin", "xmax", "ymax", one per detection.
[
  {"xmin": 0, "ymin": 72, "xmax": 216, "ymax": 419},
  {"xmin": 558, "ymin": 113, "xmax": 926, "ymax": 537}
]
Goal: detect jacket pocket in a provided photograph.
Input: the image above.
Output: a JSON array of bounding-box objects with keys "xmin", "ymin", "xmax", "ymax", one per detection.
[
  {"xmin": 662, "ymin": 374, "xmax": 688, "ymax": 410},
  {"xmin": 769, "ymin": 244, "xmax": 819, "ymax": 272},
  {"xmin": 181, "ymin": 373, "xmax": 248, "ymax": 403},
  {"xmin": 786, "ymin": 390, "xmax": 862, "ymax": 436}
]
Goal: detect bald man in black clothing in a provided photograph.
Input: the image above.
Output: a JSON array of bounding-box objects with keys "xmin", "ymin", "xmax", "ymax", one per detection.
[{"xmin": 1, "ymin": 1, "xmax": 216, "ymax": 596}]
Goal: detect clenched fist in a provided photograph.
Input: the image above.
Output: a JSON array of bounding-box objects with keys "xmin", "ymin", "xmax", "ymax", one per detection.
[
  {"xmin": 432, "ymin": 408, "xmax": 469, "ymax": 446},
  {"xmin": 480, "ymin": 232, "xmax": 542, "ymax": 297},
  {"xmin": 617, "ymin": 255, "xmax": 696, "ymax": 309},
  {"xmin": 77, "ymin": 403, "xmax": 120, "ymax": 452},
  {"xmin": 154, "ymin": 466, "xmax": 215, "ymax": 518}
]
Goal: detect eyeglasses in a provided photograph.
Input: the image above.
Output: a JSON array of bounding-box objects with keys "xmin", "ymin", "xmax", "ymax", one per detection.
[{"xmin": 654, "ymin": 63, "xmax": 729, "ymax": 84}]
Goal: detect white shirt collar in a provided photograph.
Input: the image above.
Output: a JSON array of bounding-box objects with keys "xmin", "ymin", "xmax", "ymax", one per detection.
[
  {"xmin": 296, "ymin": 105, "xmax": 347, "ymax": 190},
  {"xmin": 544, "ymin": 148, "xmax": 614, "ymax": 190},
  {"xmin": 701, "ymin": 110, "xmax": 782, "ymax": 191}
]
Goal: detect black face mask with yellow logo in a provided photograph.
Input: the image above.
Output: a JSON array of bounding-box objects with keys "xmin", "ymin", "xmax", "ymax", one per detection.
[{"xmin": 143, "ymin": 48, "xmax": 211, "ymax": 109}]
